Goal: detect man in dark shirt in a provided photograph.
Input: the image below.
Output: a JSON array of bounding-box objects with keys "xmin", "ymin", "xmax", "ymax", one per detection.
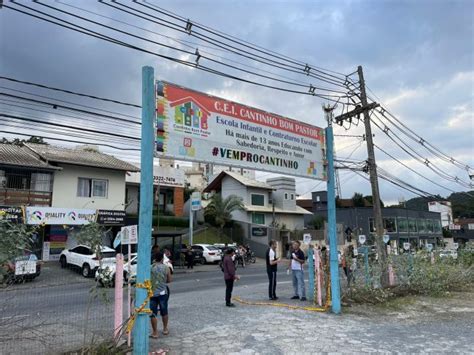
[
  {"xmin": 266, "ymin": 240, "xmax": 282, "ymax": 300},
  {"xmin": 223, "ymin": 248, "xmax": 240, "ymax": 307}
]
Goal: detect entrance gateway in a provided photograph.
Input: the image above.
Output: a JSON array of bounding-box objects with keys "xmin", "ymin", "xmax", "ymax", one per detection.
[{"xmin": 133, "ymin": 67, "xmax": 340, "ymax": 354}]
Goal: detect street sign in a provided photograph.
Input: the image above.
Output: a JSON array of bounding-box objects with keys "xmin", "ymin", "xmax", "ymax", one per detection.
[
  {"xmin": 121, "ymin": 225, "xmax": 138, "ymax": 245},
  {"xmin": 426, "ymin": 243, "xmax": 433, "ymax": 252},
  {"xmin": 358, "ymin": 235, "xmax": 366, "ymax": 245},
  {"xmin": 191, "ymin": 191, "xmax": 202, "ymax": 211},
  {"xmin": 403, "ymin": 242, "xmax": 410, "ymax": 251},
  {"xmin": 453, "ymin": 242, "xmax": 459, "ymax": 250},
  {"xmin": 383, "ymin": 235, "xmax": 390, "ymax": 244},
  {"xmin": 303, "ymin": 233, "xmax": 312, "ymax": 245}
]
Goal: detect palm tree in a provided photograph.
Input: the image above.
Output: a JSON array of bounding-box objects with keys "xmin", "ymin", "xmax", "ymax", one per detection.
[{"xmin": 204, "ymin": 194, "xmax": 245, "ymax": 234}]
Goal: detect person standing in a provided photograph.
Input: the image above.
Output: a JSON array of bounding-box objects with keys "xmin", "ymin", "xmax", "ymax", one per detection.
[
  {"xmin": 266, "ymin": 240, "xmax": 281, "ymax": 300},
  {"xmin": 150, "ymin": 252, "xmax": 172, "ymax": 338},
  {"xmin": 223, "ymin": 248, "xmax": 240, "ymax": 307},
  {"xmin": 288, "ymin": 241, "xmax": 306, "ymax": 301},
  {"xmin": 185, "ymin": 246, "xmax": 194, "ymax": 270}
]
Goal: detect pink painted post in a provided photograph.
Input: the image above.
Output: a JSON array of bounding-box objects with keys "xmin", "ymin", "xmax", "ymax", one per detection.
[
  {"xmin": 127, "ymin": 243, "xmax": 132, "ymax": 347},
  {"xmin": 430, "ymin": 252, "xmax": 435, "ymax": 265},
  {"xmin": 315, "ymin": 248, "xmax": 322, "ymax": 307},
  {"xmin": 387, "ymin": 245, "xmax": 395, "ymax": 286},
  {"xmin": 114, "ymin": 253, "xmax": 124, "ymax": 340}
]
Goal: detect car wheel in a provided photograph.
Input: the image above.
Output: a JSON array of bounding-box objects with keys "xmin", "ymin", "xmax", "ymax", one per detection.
[
  {"xmin": 199, "ymin": 257, "xmax": 206, "ymax": 265},
  {"xmin": 82, "ymin": 264, "xmax": 91, "ymax": 278},
  {"xmin": 60, "ymin": 256, "xmax": 67, "ymax": 268}
]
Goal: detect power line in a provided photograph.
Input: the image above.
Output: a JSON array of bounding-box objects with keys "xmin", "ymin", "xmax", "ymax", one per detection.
[
  {"xmin": 371, "ymin": 112, "xmax": 473, "ymax": 189},
  {"xmin": 0, "ymin": 76, "xmax": 140, "ymax": 108},
  {"xmin": 0, "ymin": 113, "xmax": 140, "ymax": 141},
  {"xmin": 4, "ymin": 3, "xmax": 348, "ymax": 103},
  {"xmin": 0, "ymin": 129, "xmax": 140, "ymax": 151},
  {"xmin": 103, "ymin": 1, "xmax": 353, "ymax": 90},
  {"xmin": 0, "ymin": 85, "xmax": 140, "ymax": 120}
]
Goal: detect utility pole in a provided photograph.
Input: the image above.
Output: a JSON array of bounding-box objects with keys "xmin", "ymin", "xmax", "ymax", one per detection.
[
  {"xmin": 357, "ymin": 66, "xmax": 387, "ymax": 281},
  {"xmin": 335, "ymin": 65, "xmax": 387, "ymax": 286},
  {"xmin": 323, "ymin": 104, "xmax": 341, "ymax": 314}
]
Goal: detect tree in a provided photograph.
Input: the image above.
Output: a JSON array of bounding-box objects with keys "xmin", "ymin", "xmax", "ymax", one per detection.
[
  {"xmin": 204, "ymin": 194, "xmax": 244, "ymax": 234},
  {"xmin": 364, "ymin": 195, "xmax": 384, "ymax": 208},
  {"xmin": 1, "ymin": 136, "xmax": 47, "ymax": 145},
  {"xmin": 352, "ymin": 192, "xmax": 365, "ymax": 207},
  {"xmin": 309, "ymin": 215, "xmax": 325, "ymax": 230}
]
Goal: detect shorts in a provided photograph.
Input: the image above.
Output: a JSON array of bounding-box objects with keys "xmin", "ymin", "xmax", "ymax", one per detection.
[{"xmin": 150, "ymin": 293, "xmax": 169, "ymax": 317}]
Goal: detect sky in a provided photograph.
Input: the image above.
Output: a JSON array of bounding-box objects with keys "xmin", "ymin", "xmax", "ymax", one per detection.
[{"xmin": 1, "ymin": 0, "xmax": 473, "ymax": 205}]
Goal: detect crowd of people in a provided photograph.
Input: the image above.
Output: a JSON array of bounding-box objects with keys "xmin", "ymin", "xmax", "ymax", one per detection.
[{"xmin": 147, "ymin": 240, "xmax": 356, "ymax": 337}]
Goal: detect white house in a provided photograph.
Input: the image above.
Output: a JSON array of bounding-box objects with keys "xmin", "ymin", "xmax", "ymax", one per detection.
[
  {"xmin": 25, "ymin": 143, "xmax": 139, "ymax": 210},
  {"xmin": 428, "ymin": 201, "xmax": 453, "ymax": 228},
  {"xmin": 203, "ymin": 171, "xmax": 312, "ymax": 247}
]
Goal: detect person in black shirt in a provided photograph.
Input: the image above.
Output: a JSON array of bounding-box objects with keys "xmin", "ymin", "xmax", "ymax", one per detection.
[{"xmin": 266, "ymin": 240, "xmax": 282, "ymax": 300}]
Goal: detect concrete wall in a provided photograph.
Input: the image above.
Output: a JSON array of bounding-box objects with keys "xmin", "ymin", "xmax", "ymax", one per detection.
[{"xmin": 52, "ymin": 164, "xmax": 126, "ymax": 210}]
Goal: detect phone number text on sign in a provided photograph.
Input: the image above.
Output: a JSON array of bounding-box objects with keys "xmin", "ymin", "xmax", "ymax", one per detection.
[{"xmin": 155, "ymin": 81, "xmax": 326, "ymax": 180}]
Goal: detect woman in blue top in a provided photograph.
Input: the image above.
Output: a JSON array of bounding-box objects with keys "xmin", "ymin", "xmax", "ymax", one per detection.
[{"xmin": 150, "ymin": 251, "xmax": 172, "ymax": 338}]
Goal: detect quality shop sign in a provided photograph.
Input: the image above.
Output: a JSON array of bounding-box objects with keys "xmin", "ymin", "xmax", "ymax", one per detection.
[
  {"xmin": 155, "ymin": 81, "xmax": 326, "ymax": 180},
  {"xmin": 25, "ymin": 207, "xmax": 96, "ymax": 225}
]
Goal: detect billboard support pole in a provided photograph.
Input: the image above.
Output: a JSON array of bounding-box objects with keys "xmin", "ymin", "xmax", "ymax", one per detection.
[
  {"xmin": 133, "ymin": 66, "xmax": 154, "ymax": 355},
  {"xmin": 323, "ymin": 104, "xmax": 341, "ymax": 314}
]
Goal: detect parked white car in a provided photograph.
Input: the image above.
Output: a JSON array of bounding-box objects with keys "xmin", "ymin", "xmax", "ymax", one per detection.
[
  {"xmin": 59, "ymin": 245, "xmax": 116, "ymax": 277},
  {"xmin": 439, "ymin": 250, "xmax": 458, "ymax": 259},
  {"xmin": 192, "ymin": 244, "xmax": 223, "ymax": 263},
  {"xmin": 95, "ymin": 253, "xmax": 174, "ymax": 286}
]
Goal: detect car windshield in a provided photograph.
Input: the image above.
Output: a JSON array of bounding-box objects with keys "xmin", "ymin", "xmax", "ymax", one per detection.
[
  {"xmin": 101, "ymin": 252, "xmax": 116, "ymax": 259},
  {"xmin": 206, "ymin": 246, "xmax": 219, "ymax": 251}
]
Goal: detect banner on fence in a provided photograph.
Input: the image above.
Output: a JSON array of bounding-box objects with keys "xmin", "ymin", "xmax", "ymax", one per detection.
[{"xmin": 155, "ymin": 81, "xmax": 326, "ymax": 180}]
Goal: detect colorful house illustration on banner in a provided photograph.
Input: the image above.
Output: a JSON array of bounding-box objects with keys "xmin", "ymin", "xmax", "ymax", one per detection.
[{"xmin": 169, "ymin": 96, "xmax": 210, "ymax": 130}]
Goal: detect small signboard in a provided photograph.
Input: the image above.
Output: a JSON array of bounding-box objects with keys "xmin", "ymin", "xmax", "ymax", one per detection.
[
  {"xmin": 0, "ymin": 206, "xmax": 23, "ymax": 223},
  {"xmin": 15, "ymin": 260, "xmax": 36, "ymax": 276},
  {"xmin": 121, "ymin": 225, "xmax": 138, "ymax": 245},
  {"xmin": 303, "ymin": 233, "xmax": 312, "ymax": 245},
  {"xmin": 191, "ymin": 192, "xmax": 202, "ymax": 211},
  {"xmin": 403, "ymin": 242, "xmax": 410, "ymax": 251},
  {"xmin": 358, "ymin": 235, "xmax": 366, "ymax": 245},
  {"xmin": 383, "ymin": 235, "xmax": 390, "ymax": 244},
  {"xmin": 426, "ymin": 243, "xmax": 433, "ymax": 252},
  {"xmin": 251, "ymin": 227, "xmax": 267, "ymax": 237},
  {"xmin": 96, "ymin": 210, "xmax": 126, "ymax": 226}
]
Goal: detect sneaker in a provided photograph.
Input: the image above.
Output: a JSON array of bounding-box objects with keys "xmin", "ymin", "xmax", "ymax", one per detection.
[
  {"xmin": 273, "ymin": 296, "xmax": 279, "ymax": 300},
  {"xmin": 291, "ymin": 296, "xmax": 299, "ymax": 300},
  {"xmin": 226, "ymin": 303, "xmax": 236, "ymax": 307},
  {"xmin": 300, "ymin": 297, "xmax": 307, "ymax": 301}
]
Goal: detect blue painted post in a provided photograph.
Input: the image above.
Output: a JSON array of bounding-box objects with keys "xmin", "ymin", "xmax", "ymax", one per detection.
[
  {"xmin": 133, "ymin": 66, "xmax": 154, "ymax": 355},
  {"xmin": 307, "ymin": 246, "xmax": 315, "ymax": 302},
  {"xmin": 325, "ymin": 109, "xmax": 341, "ymax": 314}
]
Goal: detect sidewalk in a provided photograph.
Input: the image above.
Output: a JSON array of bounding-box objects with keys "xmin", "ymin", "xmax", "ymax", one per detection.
[{"xmin": 150, "ymin": 281, "xmax": 474, "ymax": 354}]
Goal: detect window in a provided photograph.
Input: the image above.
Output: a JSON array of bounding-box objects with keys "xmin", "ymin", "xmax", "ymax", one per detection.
[
  {"xmin": 369, "ymin": 218, "xmax": 375, "ymax": 233},
  {"xmin": 383, "ymin": 218, "xmax": 397, "ymax": 233},
  {"xmin": 398, "ymin": 217, "xmax": 408, "ymax": 233},
  {"xmin": 252, "ymin": 213, "xmax": 265, "ymax": 225},
  {"xmin": 426, "ymin": 219, "xmax": 434, "ymax": 233},
  {"xmin": 251, "ymin": 194, "xmax": 265, "ymax": 206},
  {"xmin": 291, "ymin": 194, "xmax": 294, "ymax": 200},
  {"xmin": 284, "ymin": 193, "xmax": 288, "ymax": 200},
  {"xmin": 417, "ymin": 219, "xmax": 427, "ymax": 233},
  {"xmin": 434, "ymin": 220, "xmax": 442, "ymax": 233},
  {"xmin": 408, "ymin": 218, "xmax": 417, "ymax": 233},
  {"xmin": 77, "ymin": 178, "xmax": 108, "ymax": 198}
]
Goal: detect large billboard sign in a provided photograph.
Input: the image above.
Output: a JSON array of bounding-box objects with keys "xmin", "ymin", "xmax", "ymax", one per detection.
[{"xmin": 155, "ymin": 81, "xmax": 326, "ymax": 180}]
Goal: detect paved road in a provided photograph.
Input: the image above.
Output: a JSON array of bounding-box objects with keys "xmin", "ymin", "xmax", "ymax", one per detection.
[{"xmin": 3, "ymin": 261, "xmax": 472, "ymax": 354}]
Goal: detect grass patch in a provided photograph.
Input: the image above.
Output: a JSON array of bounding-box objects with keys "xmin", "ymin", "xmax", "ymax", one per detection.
[{"xmin": 193, "ymin": 227, "xmax": 232, "ymax": 245}]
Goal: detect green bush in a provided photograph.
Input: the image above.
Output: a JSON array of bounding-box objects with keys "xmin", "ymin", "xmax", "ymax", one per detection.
[{"xmin": 344, "ymin": 251, "xmax": 474, "ymax": 304}]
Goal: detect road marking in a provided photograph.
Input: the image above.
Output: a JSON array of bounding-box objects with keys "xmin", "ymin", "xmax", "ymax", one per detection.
[{"xmin": 0, "ymin": 314, "xmax": 29, "ymax": 320}]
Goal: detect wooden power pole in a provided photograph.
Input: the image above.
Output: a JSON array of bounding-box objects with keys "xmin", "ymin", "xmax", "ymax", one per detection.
[
  {"xmin": 335, "ymin": 65, "xmax": 388, "ymax": 285},
  {"xmin": 357, "ymin": 66, "xmax": 388, "ymax": 278}
]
